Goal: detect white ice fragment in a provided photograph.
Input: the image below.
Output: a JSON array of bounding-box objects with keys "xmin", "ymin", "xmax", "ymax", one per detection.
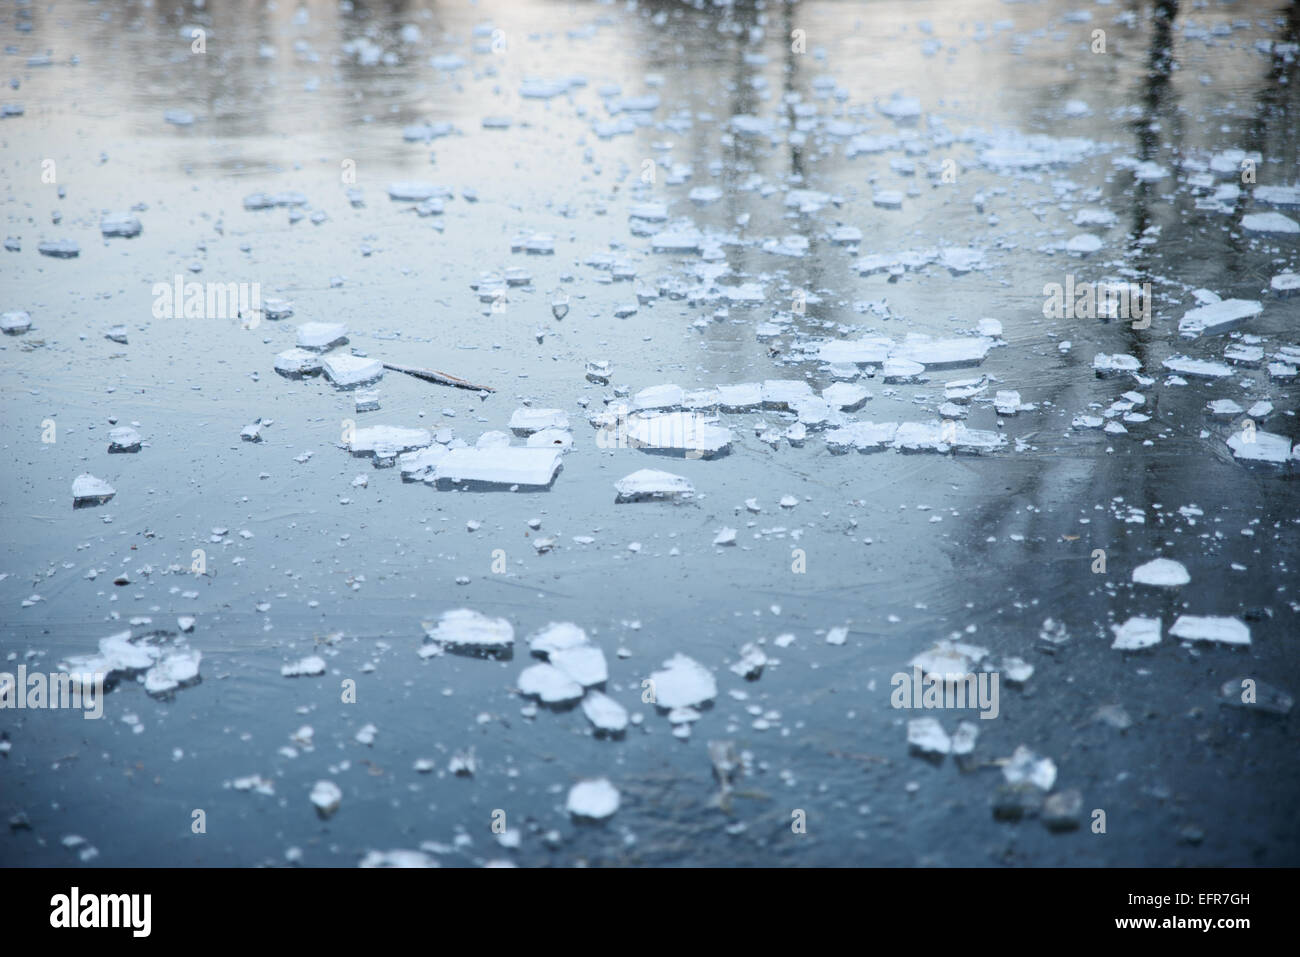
[
  {"xmin": 508, "ymin": 408, "xmax": 569, "ymax": 434},
  {"xmin": 1169, "ymin": 616, "xmax": 1250, "ymax": 646},
  {"xmin": 144, "ymin": 649, "xmax": 201, "ymax": 695},
  {"xmin": 282, "ymin": 655, "xmax": 327, "ymax": 677},
  {"xmin": 648, "ymin": 654, "xmax": 717, "ymax": 709},
  {"xmin": 614, "ymin": 469, "xmax": 694, "ymax": 503},
  {"xmin": 72, "ymin": 474, "xmax": 115, "ymax": 506},
  {"xmin": 322, "ymin": 355, "xmax": 384, "ymax": 388},
  {"xmin": 582, "ymin": 691, "xmax": 628, "ymax": 733},
  {"xmin": 423, "ymin": 609, "xmax": 514, "ymax": 655},
  {"xmin": 1227, "ymin": 430, "xmax": 1293, "ymax": 464},
  {"xmin": 527, "ymin": 622, "xmax": 589, "ymax": 656},
  {"xmin": 296, "ymin": 322, "xmax": 348, "ymax": 350},
  {"xmin": 1242, "ymin": 212, "xmax": 1299, "ymax": 234},
  {"xmin": 1002, "ymin": 746, "xmax": 1057, "ymax": 790},
  {"xmin": 310, "ymin": 780, "xmax": 342, "ymax": 818},
  {"xmin": 1132, "ymin": 558, "xmax": 1190, "ymax": 587},
  {"xmin": 1111, "ymin": 616, "xmax": 1162, "ymax": 650},
  {"xmin": 550, "ymin": 645, "xmax": 608, "ymax": 687},
  {"xmin": 1178, "ymin": 299, "xmax": 1263, "ymax": 338},
  {"xmin": 908, "ymin": 718, "xmax": 951, "ymax": 756},
  {"xmin": 274, "ymin": 348, "xmax": 322, "ymax": 376},
  {"xmin": 1, "ymin": 311, "xmax": 32, "ymax": 335},
  {"xmin": 566, "ymin": 779, "xmax": 620, "ymax": 820},
  {"xmin": 348, "ymin": 426, "xmax": 431, "ymax": 457},
  {"xmin": 518, "ymin": 664, "xmax": 583, "ymax": 704},
  {"xmin": 434, "ymin": 448, "xmax": 562, "ymax": 488}
]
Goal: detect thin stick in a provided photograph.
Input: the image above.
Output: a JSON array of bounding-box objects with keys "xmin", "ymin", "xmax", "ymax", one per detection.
[{"xmin": 382, "ymin": 362, "xmax": 495, "ymax": 393}]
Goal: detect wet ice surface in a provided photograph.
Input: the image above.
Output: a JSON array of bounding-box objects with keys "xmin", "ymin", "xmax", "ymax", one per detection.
[{"xmin": 2, "ymin": 0, "xmax": 1299, "ymax": 868}]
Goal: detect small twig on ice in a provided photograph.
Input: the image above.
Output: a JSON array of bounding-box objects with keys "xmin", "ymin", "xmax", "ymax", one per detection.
[{"xmin": 382, "ymin": 362, "xmax": 495, "ymax": 393}]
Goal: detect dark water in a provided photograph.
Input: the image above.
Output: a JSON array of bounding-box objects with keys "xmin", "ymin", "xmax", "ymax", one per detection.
[{"xmin": 1, "ymin": 0, "xmax": 1298, "ymax": 867}]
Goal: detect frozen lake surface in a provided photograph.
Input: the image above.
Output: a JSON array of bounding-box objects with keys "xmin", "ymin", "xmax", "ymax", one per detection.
[{"xmin": 1, "ymin": 0, "xmax": 1298, "ymax": 867}]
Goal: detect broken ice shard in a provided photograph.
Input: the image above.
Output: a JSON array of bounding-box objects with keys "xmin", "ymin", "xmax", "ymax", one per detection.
[
  {"xmin": 648, "ymin": 654, "xmax": 716, "ymax": 709},
  {"xmin": 1178, "ymin": 299, "xmax": 1262, "ymax": 338},
  {"xmin": 347, "ymin": 426, "xmax": 431, "ymax": 460},
  {"xmin": 566, "ymin": 779, "xmax": 619, "ymax": 821},
  {"xmin": 107, "ymin": 427, "xmax": 141, "ymax": 453},
  {"xmin": 1226, "ymin": 430, "xmax": 1293, "ymax": 464},
  {"xmin": 1169, "ymin": 615, "xmax": 1250, "ymax": 647},
  {"xmin": 625, "ymin": 413, "xmax": 732, "ymax": 458},
  {"xmin": 517, "ymin": 664, "xmax": 583, "ymax": 704},
  {"xmin": 582, "ymin": 691, "xmax": 629, "ymax": 734},
  {"xmin": 614, "ymin": 469, "xmax": 695, "ymax": 503},
  {"xmin": 282, "ymin": 656, "xmax": 327, "ymax": 677},
  {"xmin": 72, "ymin": 474, "xmax": 115, "ymax": 507},
  {"xmin": 508, "ymin": 408, "xmax": 569, "ymax": 435},
  {"xmin": 1111, "ymin": 616, "xmax": 1161, "ymax": 651},
  {"xmin": 274, "ymin": 348, "xmax": 322, "ymax": 377},
  {"xmin": 322, "ymin": 355, "xmax": 384, "ymax": 389},
  {"xmin": 144, "ymin": 649, "xmax": 201, "ymax": 695},
  {"xmin": 433, "ymin": 448, "xmax": 562, "ymax": 489},
  {"xmin": 1132, "ymin": 558, "xmax": 1190, "ymax": 587},
  {"xmin": 421, "ymin": 608, "xmax": 514, "ymax": 658},
  {"xmin": 37, "ymin": 239, "xmax": 79, "ymax": 258},
  {"xmin": 296, "ymin": 322, "xmax": 348, "ymax": 351},
  {"xmin": 1, "ymin": 311, "xmax": 31, "ymax": 335},
  {"xmin": 100, "ymin": 213, "xmax": 142, "ymax": 238}
]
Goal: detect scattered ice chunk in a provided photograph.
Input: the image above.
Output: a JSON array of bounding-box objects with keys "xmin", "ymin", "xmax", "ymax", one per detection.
[
  {"xmin": 908, "ymin": 718, "xmax": 951, "ymax": 756},
  {"xmin": 310, "ymin": 780, "xmax": 342, "ymax": 818},
  {"xmin": 434, "ymin": 448, "xmax": 562, "ymax": 488},
  {"xmin": 1227, "ymin": 430, "xmax": 1293, "ymax": 464},
  {"xmin": 100, "ymin": 213, "xmax": 142, "ymax": 238},
  {"xmin": 822, "ymin": 382, "xmax": 870, "ymax": 411},
  {"xmin": 108, "ymin": 426, "xmax": 141, "ymax": 453},
  {"xmin": 387, "ymin": 181, "xmax": 451, "ymax": 202},
  {"xmin": 1178, "ymin": 299, "xmax": 1263, "ymax": 337},
  {"xmin": 1093, "ymin": 353, "xmax": 1141, "ymax": 376},
  {"xmin": 730, "ymin": 643, "xmax": 767, "ymax": 679},
  {"xmin": 1169, "ymin": 616, "xmax": 1250, "ymax": 647},
  {"xmin": 144, "ymin": 649, "xmax": 201, "ymax": 695},
  {"xmin": 1132, "ymin": 558, "xmax": 1190, "ymax": 587},
  {"xmin": 348, "ymin": 426, "xmax": 430, "ymax": 459},
  {"xmin": 322, "ymin": 355, "xmax": 384, "ymax": 388},
  {"xmin": 38, "ymin": 240, "xmax": 79, "ymax": 259},
  {"xmin": 1241, "ymin": 212, "xmax": 1299, "ymax": 234},
  {"xmin": 282, "ymin": 655, "xmax": 327, "ymax": 677},
  {"xmin": 422, "ymin": 609, "xmax": 514, "ymax": 657},
  {"xmin": 72, "ymin": 474, "xmax": 115, "ymax": 507},
  {"xmin": 1162, "ymin": 356, "xmax": 1232, "ymax": 378},
  {"xmin": 1111, "ymin": 616, "xmax": 1162, "ymax": 650},
  {"xmin": 582, "ymin": 691, "xmax": 629, "ymax": 733},
  {"xmin": 296, "ymin": 322, "xmax": 348, "ymax": 351},
  {"xmin": 909, "ymin": 639, "xmax": 987, "ymax": 680},
  {"xmin": 649, "ymin": 654, "xmax": 717, "ymax": 709},
  {"xmin": 566, "ymin": 779, "xmax": 619, "ymax": 821},
  {"xmin": 625, "ymin": 413, "xmax": 731, "ymax": 458},
  {"xmin": 614, "ymin": 469, "xmax": 694, "ymax": 503},
  {"xmin": 274, "ymin": 348, "xmax": 322, "ymax": 377},
  {"xmin": 518, "ymin": 664, "xmax": 583, "ymax": 704},
  {"xmin": 508, "ymin": 408, "xmax": 569, "ymax": 435},
  {"xmin": 1002, "ymin": 746, "xmax": 1057, "ymax": 791},
  {"xmin": 528, "ymin": 622, "xmax": 589, "ymax": 657},
  {"xmin": 1, "ymin": 311, "xmax": 31, "ymax": 335},
  {"xmin": 550, "ymin": 645, "xmax": 608, "ymax": 687}
]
